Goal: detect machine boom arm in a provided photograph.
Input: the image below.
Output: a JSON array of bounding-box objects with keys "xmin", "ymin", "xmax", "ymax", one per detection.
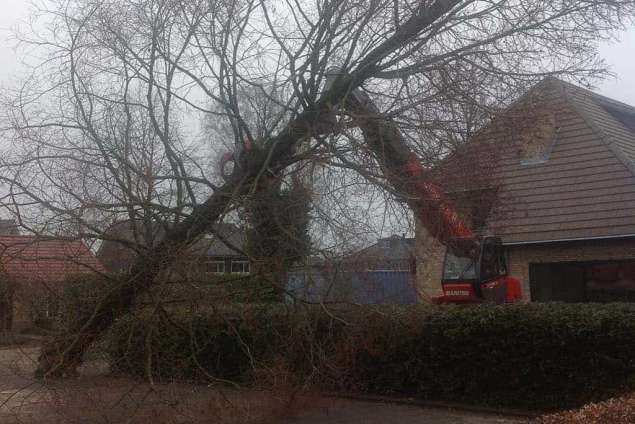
[{"xmin": 343, "ymin": 88, "xmax": 473, "ymax": 244}]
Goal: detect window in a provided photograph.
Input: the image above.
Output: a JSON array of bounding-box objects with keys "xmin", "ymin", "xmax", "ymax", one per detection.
[
  {"xmin": 231, "ymin": 260, "xmax": 250, "ymax": 274},
  {"xmin": 517, "ymin": 110, "xmax": 557, "ymax": 165},
  {"xmin": 586, "ymin": 261, "xmax": 635, "ymax": 302},
  {"xmin": 206, "ymin": 260, "xmax": 225, "ymax": 274},
  {"xmin": 530, "ymin": 261, "xmax": 635, "ymax": 303},
  {"xmin": 480, "ymin": 239, "xmax": 507, "ymax": 281},
  {"xmin": 443, "ymin": 240, "xmax": 479, "ymax": 280}
]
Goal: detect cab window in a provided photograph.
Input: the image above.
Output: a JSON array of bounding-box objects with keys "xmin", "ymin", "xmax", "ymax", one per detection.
[{"xmin": 480, "ymin": 239, "xmax": 507, "ymax": 281}]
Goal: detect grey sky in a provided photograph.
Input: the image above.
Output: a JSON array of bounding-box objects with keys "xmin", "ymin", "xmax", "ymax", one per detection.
[
  {"xmin": 0, "ymin": 0, "xmax": 30, "ymax": 88},
  {"xmin": 1, "ymin": 0, "xmax": 635, "ymax": 103},
  {"xmin": 597, "ymin": 27, "xmax": 635, "ymax": 104}
]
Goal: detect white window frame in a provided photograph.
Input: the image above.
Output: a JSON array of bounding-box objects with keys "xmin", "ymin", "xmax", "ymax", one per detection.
[
  {"xmin": 231, "ymin": 260, "xmax": 250, "ymax": 274},
  {"xmin": 206, "ymin": 260, "xmax": 226, "ymax": 274}
]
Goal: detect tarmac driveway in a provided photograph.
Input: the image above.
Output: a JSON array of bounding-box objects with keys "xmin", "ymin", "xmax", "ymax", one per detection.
[
  {"xmin": 284, "ymin": 398, "xmax": 528, "ymax": 424},
  {"xmin": 0, "ymin": 344, "xmax": 529, "ymax": 423}
]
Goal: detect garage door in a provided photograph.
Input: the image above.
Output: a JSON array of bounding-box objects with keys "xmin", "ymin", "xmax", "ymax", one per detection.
[{"xmin": 530, "ymin": 260, "xmax": 635, "ymax": 302}]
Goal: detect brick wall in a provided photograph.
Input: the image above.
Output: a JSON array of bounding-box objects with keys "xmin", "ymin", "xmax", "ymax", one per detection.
[
  {"xmin": 414, "ymin": 203, "xmax": 474, "ymax": 300},
  {"xmin": 415, "ymin": 222, "xmax": 447, "ymax": 300}
]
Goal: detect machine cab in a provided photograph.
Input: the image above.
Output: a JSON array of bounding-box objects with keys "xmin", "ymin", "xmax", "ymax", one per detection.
[{"xmin": 440, "ymin": 236, "xmax": 510, "ymax": 303}]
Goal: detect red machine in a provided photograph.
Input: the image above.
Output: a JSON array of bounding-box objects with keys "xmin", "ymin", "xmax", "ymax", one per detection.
[{"xmin": 433, "ymin": 236, "xmax": 522, "ymax": 304}]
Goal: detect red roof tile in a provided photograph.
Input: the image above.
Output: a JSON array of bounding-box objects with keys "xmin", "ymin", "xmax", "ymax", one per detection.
[{"xmin": 0, "ymin": 236, "xmax": 104, "ymax": 283}]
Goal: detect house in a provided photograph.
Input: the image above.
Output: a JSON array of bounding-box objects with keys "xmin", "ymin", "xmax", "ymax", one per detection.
[
  {"xmin": 97, "ymin": 221, "xmax": 251, "ymax": 279},
  {"xmin": 287, "ymin": 235, "xmax": 418, "ymax": 304},
  {"xmin": 0, "ymin": 235, "xmax": 104, "ymax": 329},
  {"xmin": 345, "ymin": 234, "xmax": 416, "ymax": 272},
  {"xmin": 416, "ymin": 78, "xmax": 635, "ymax": 303},
  {"xmin": 187, "ymin": 224, "xmax": 251, "ymax": 277}
]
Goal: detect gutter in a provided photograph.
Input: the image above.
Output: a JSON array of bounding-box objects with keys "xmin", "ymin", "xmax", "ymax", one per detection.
[{"xmin": 502, "ymin": 233, "xmax": 635, "ymax": 246}]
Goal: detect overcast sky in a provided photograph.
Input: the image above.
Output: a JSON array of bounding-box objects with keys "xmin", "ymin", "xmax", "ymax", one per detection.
[
  {"xmin": 0, "ymin": 0, "xmax": 30, "ymax": 87},
  {"xmin": 1, "ymin": 0, "xmax": 635, "ymax": 103}
]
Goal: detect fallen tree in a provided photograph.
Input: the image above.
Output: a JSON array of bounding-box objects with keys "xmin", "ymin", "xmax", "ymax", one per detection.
[{"xmin": 33, "ymin": 1, "xmax": 468, "ymax": 376}]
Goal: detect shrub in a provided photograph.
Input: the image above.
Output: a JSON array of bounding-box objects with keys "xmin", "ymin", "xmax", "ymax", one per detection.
[
  {"xmin": 58, "ymin": 274, "xmax": 114, "ymax": 331},
  {"xmin": 198, "ymin": 275, "xmax": 282, "ymax": 303},
  {"xmin": 140, "ymin": 275, "xmax": 282, "ymax": 306},
  {"xmin": 107, "ymin": 303, "xmax": 635, "ymax": 411}
]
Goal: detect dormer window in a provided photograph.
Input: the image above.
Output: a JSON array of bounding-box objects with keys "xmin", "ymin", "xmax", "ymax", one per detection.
[{"xmin": 518, "ymin": 110, "xmax": 557, "ymax": 165}]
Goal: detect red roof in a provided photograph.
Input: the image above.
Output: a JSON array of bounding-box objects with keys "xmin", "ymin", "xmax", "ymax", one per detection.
[{"xmin": 0, "ymin": 236, "xmax": 104, "ymax": 283}]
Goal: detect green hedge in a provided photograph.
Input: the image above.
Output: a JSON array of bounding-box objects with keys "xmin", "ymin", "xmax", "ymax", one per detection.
[
  {"xmin": 137, "ymin": 275, "xmax": 282, "ymax": 305},
  {"xmin": 107, "ymin": 303, "xmax": 635, "ymax": 410}
]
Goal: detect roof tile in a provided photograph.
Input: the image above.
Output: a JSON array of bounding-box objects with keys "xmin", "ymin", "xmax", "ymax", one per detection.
[
  {"xmin": 436, "ymin": 78, "xmax": 635, "ymax": 244},
  {"xmin": 0, "ymin": 236, "xmax": 104, "ymax": 283}
]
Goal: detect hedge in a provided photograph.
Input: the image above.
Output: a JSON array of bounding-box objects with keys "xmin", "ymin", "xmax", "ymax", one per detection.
[
  {"xmin": 136, "ymin": 275, "xmax": 282, "ymax": 305},
  {"xmin": 106, "ymin": 303, "xmax": 635, "ymax": 411}
]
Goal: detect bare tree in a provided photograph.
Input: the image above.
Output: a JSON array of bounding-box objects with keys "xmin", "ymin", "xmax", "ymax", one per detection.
[{"xmin": 0, "ymin": 0, "xmax": 632, "ymax": 377}]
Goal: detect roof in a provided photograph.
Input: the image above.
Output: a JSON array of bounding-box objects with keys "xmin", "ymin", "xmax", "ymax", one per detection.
[
  {"xmin": 443, "ymin": 78, "xmax": 635, "ymax": 244},
  {"xmin": 345, "ymin": 235, "xmax": 415, "ymax": 270},
  {"xmin": 96, "ymin": 220, "xmax": 247, "ymax": 273},
  {"xmin": 0, "ymin": 236, "xmax": 104, "ymax": 283},
  {"xmin": 189, "ymin": 223, "xmax": 247, "ymax": 257}
]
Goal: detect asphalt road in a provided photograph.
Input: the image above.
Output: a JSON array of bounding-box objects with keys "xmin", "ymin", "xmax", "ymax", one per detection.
[
  {"xmin": 0, "ymin": 345, "xmax": 529, "ymax": 424},
  {"xmin": 284, "ymin": 399, "xmax": 528, "ymax": 424}
]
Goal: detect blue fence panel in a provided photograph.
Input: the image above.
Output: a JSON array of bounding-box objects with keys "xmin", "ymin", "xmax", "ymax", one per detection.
[
  {"xmin": 286, "ymin": 270, "xmax": 417, "ymax": 304},
  {"xmin": 350, "ymin": 271, "xmax": 418, "ymax": 304},
  {"xmin": 286, "ymin": 271, "xmax": 328, "ymax": 303}
]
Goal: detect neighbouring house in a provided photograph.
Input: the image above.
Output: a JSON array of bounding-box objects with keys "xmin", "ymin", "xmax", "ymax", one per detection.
[
  {"xmin": 0, "ymin": 235, "xmax": 104, "ymax": 330},
  {"xmin": 287, "ymin": 235, "xmax": 418, "ymax": 304},
  {"xmin": 186, "ymin": 224, "xmax": 251, "ymax": 277},
  {"xmin": 97, "ymin": 221, "xmax": 251, "ymax": 280},
  {"xmin": 417, "ymin": 78, "xmax": 635, "ymax": 303},
  {"xmin": 345, "ymin": 234, "xmax": 416, "ymax": 272}
]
